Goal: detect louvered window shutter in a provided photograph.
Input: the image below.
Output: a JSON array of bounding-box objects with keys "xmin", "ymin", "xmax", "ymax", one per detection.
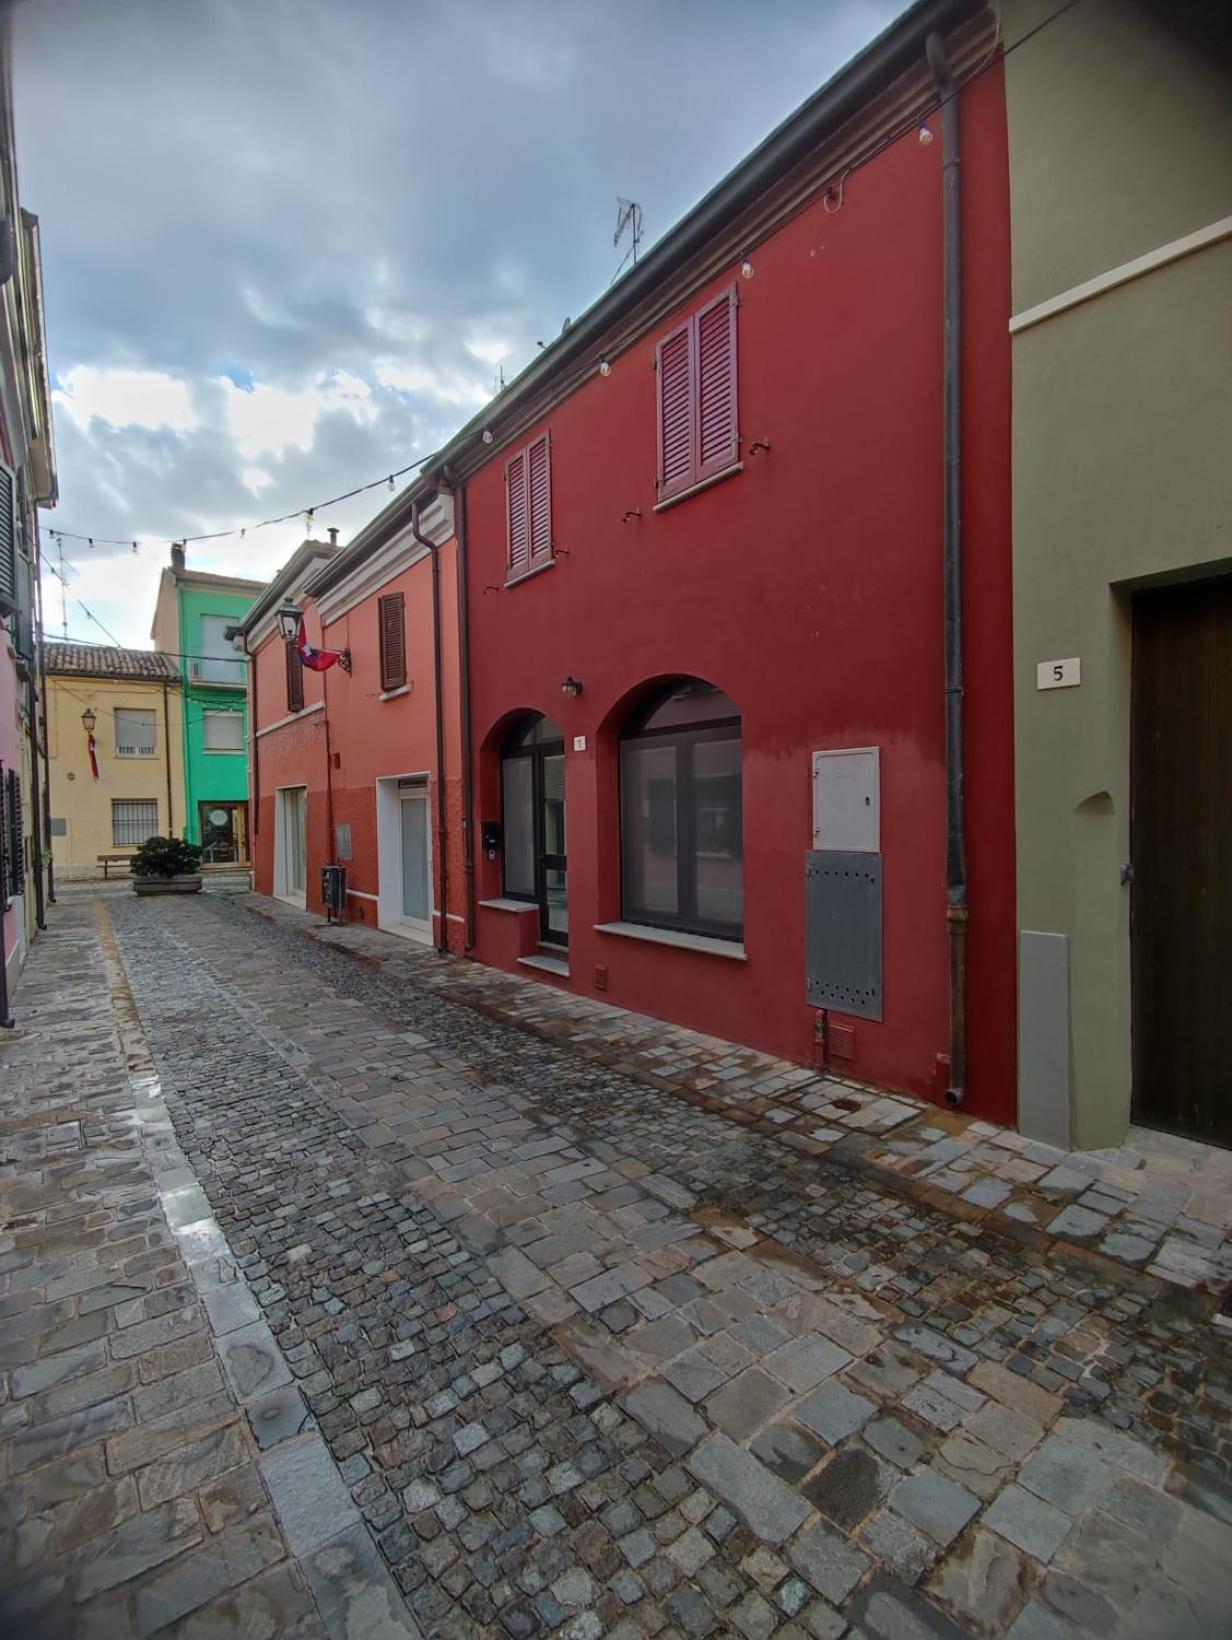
[
  {"xmin": 696, "ymin": 288, "xmax": 738, "ymax": 480},
  {"xmin": 506, "ymin": 451, "xmax": 529, "ymax": 577},
  {"xmin": 0, "ymin": 461, "xmax": 15, "ymax": 616},
  {"xmin": 527, "ymin": 436, "xmax": 551, "ymax": 564},
  {"xmin": 656, "ymin": 321, "xmax": 694, "ymax": 503},
  {"xmin": 5, "ymin": 769, "xmax": 22, "ymax": 899},
  {"xmin": 285, "ymin": 638, "xmax": 304, "ymax": 713},
  {"xmin": 379, "ymin": 592, "xmax": 407, "ymax": 691}
]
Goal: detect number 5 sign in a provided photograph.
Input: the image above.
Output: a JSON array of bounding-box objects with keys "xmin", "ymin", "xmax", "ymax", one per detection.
[{"xmin": 1037, "ymin": 657, "xmax": 1081, "ymax": 690}]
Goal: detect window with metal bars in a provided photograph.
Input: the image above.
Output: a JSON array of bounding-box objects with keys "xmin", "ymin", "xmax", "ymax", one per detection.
[
  {"xmin": 111, "ymin": 799, "xmax": 159, "ymax": 847},
  {"xmin": 505, "ymin": 434, "xmax": 552, "ymax": 580},
  {"xmin": 285, "ymin": 638, "xmax": 304, "ymax": 713},
  {"xmin": 378, "ymin": 592, "xmax": 407, "ymax": 691},
  {"xmin": 655, "ymin": 286, "xmax": 739, "ymax": 505}
]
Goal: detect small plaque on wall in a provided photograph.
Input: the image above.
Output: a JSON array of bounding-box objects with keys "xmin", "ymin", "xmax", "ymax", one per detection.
[
  {"xmin": 1037, "ymin": 658, "xmax": 1080, "ymax": 690},
  {"xmin": 334, "ymin": 823, "xmax": 353, "ymax": 861}
]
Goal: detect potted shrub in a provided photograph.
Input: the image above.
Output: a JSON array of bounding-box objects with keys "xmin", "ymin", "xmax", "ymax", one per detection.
[{"xmin": 130, "ymin": 836, "xmax": 204, "ymax": 895}]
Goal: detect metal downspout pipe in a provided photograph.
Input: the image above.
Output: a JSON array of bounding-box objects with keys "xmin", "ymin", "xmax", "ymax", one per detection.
[
  {"xmin": 410, "ymin": 497, "xmax": 450, "ymax": 956},
  {"xmin": 927, "ymin": 31, "xmax": 968, "ymax": 1107},
  {"xmin": 440, "ymin": 468, "xmax": 476, "ymax": 953}
]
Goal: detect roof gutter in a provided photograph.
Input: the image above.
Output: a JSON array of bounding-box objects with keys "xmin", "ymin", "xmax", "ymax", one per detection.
[
  {"xmin": 410, "ymin": 497, "xmax": 451, "ymax": 955},
  {"xmin": 926, "ymin": 32, "xmax": 968, "ymax": 1108}
]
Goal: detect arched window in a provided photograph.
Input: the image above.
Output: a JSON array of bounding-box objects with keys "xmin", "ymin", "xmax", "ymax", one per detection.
[
  {"xmin": 620, "ymin": 679, "xmax": 742, "ymax": 940},
  {"xmin": 501, "ymin": 713, "xmax": 568, "ymax": 945}
]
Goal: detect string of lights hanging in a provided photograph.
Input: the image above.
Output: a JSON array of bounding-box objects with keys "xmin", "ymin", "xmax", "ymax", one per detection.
[{"xmin": 43, "ymin": 451, "xmax": 434, "ymax": 555}]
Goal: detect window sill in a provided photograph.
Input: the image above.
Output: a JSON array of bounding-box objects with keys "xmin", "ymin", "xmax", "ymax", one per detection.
[
  {"xmin": 201, "ymin": 748, "xmax": 244, "ymax": 756},
  {"xmin": 504, "ymin": 556, "xmax": 555, "ymax": 590},
  {"xmin": 653, "ymin": 461, "xmax": 743, "ymax": 514},
  {"xmin": 479, "ymin": 897, "xmax": 540, "ymax": 914},
  {"xmin": 115, "ymin": 753, "xmax": 158, "ymax": 760},
  {"xmin": 594, "ymin": 921, "xmax": 746, "ymax": 960},
  {"xmin": 379, "ymin": 684, "xmax": 411, "ymax": 702}
]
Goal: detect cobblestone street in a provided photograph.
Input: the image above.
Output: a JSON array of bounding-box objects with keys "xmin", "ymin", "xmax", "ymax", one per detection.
[{"xmin": 3, "ymin": 891, "xmax": 1231, "ymax": 1638}]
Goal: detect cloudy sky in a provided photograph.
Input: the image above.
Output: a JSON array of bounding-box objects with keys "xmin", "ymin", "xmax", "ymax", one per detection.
[{"xmin": 15, "ymin": 0, "xmax": 905, "ymax": 649}]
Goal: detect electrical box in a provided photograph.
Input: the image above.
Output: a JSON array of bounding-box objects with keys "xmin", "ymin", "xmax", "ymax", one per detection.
[
  {"xmin": 321, "ymin": 863, "xmax": 347, "ymax": 917},
  {"xmin": 805, "ymin": 851, "xmax": 883, "ymax": 1020},
  {"xmin": 481, "ymin": 819, "xmax": 503, "ymax": 859},
  {"xmin": 812, "ymin": 747, "xmax": 880, "ymax": 853}
]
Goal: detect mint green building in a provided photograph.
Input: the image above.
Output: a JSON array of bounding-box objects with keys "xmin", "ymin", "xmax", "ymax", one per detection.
[{"xmin": 151, "ymin": 546, "xmax": 265, "ymax": 864}]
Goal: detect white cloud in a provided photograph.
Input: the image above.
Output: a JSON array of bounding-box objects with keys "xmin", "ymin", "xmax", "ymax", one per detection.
[
  {"xmin": 220, "ymin": 370, "xmax": 377, "ymax": 460},
  {"xmin": 53, "ymin": 366, "xmax": 197, "ymax": 434},
  {"xmin": 375, "ymin": 359, "xmax": 490, "ymax": 409}
]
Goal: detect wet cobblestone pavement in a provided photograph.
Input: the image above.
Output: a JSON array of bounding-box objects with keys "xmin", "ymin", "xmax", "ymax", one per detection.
[{"xmin": 3, "ymin": 892, "xmax": 1231, "ymax": 1637}]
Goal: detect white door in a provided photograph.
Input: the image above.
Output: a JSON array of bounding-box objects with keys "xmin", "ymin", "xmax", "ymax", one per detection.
[
  {"xmin": 398, "ymin": 791, "xmax": 430, "ymax": 936},
  {"xmin": 279, "ymin": 787, "xmax": 308, "ymax": 901}
]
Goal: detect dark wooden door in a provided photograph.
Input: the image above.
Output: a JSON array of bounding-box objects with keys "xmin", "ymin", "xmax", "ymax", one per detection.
[{"xmin": 1131, "ymin": 576, "xmax": 1232, "ymax": 1146}]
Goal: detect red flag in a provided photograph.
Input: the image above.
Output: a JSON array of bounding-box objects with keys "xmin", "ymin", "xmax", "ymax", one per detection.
[
  {"xmin": 87, "ymin": 732, "xmax": 99, "ymax": 782},
  {"xmin": 295, "ymin": 617, "xmax": 343, "ymax": 674}
]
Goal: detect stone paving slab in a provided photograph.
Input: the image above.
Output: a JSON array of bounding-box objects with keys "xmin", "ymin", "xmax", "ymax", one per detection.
[
  {"xmin": 240, "ymin": 893, "xmax": 1232, "ymax": 1311},
  {"xmin": 0, "ymin": 903, "xmax": 413, "ymax": 1639},
  {"xmin": 6, "ymin": 890, "xmax": 1232, "ymax": 1637}
]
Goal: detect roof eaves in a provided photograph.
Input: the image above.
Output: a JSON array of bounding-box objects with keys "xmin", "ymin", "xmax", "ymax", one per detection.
[{"xmin": 423, "ymin": 0, "xmax": 973, "ymax": 481}]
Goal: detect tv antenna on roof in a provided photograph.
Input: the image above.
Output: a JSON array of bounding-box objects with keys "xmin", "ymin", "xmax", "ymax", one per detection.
[{"xmin": 612, "ymin": 197, "xmax": 643, "ymax": 285}]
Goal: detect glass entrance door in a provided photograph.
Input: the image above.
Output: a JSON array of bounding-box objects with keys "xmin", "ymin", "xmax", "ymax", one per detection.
[
  {"xmin": 501, "ymin": 715, "xmax": 568, "ymax": 947},
  {"xmin": 541, "ymin": 751, "xmax": 567, "ymax": 944},
  {"xmin": 199, "ymin": 801, "xmax": 248, "ymax": 865},
  {"xmin": 398, "ymin": 789, "xmax": 431, "ymax": 938}
]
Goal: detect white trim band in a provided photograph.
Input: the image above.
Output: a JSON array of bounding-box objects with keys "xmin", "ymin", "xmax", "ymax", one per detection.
[
  {"xmin": 1010, "ymin": 215, "xmax": 1232, "ymax": 335},
  {"xmin": 594, "ymin": 920, "xmax": 747, "ymax": 961},
  {"xmin": 255, "ymin": 700, "xmax": 325, "ymax": 739}
]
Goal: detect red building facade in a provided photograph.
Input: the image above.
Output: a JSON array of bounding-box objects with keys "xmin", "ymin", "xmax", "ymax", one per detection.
[
  {"xmin": 242, "ymin": 495, "xmax": 466, "ymax": 953},
  {"xmin": 244, "ymin": 1, "xmax": 1018, "ymax": 1123}
]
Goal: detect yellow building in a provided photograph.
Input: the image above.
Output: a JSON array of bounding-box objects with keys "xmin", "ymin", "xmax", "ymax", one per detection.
[{"xmin": 45, "ymin": 643, "xmax": 186, "ymax": 880}]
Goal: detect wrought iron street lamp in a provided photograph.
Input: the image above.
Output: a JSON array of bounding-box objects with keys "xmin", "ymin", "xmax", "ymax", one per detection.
[{"xmin": 80, "ymin": 707, "xmax": 96, "ymax": 734}]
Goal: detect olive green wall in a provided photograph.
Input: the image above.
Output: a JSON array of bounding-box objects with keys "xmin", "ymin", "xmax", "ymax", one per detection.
[{"xmin": 1006, "ymin": 0, "xmax": 1232, "ymax": 1146}]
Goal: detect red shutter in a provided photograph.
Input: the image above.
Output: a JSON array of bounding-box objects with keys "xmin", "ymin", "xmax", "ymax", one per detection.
[
  {"xmin": 696, "ymin": 286, "xmax": 738, "ymax": 479},
  {"xmin": 527, "ymin": 435, "xmax": 551, "ymax": 564},
  {"xmin": 379, "ymin": 592, "xmax": 406, "ymax": 691},
  {"xmin": 506, "ymin": 451, "xmax": 529, "ymax": 576},
  {"xmin": 656, "ymin": 320, "xmax": 694, "ymax": 502}
]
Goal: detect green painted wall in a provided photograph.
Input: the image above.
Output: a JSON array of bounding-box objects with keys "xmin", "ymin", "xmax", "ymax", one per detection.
[
  {"xmin": 1006, "ymin": 0, "xmax": 1232, "ymax": 1146},
  {"xmin": 177, "ymin": 583, "xmax": 257, "ymax": 846}
]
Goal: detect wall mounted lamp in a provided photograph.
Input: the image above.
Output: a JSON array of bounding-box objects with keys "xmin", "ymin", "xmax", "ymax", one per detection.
[
  {"xmin": 561, "ymin": 675, "xmax": 584, "ymax": 699},
  {"xmin": 276, "ymin": 601, "xmax": 302, "ymax": 642},
  {"xmin": 80, "ymin": 707, "xmax": 96, "ymax": 734}
]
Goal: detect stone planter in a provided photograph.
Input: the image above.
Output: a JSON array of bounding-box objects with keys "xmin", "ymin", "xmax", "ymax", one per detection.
[{"xmin": 132, "ymin": 874, "xmax": 203, "ymax": 896}]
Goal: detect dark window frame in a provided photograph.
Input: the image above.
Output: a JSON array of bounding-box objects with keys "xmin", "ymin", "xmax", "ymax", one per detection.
[
  {"xmin": 505, "ymin": 433, "xmax": 553, "ymax": 581},
  {"xmin": 285, "ymin": 637, "xmax": 304, "ymax": 713},
  {"xmin": 378, "ymin": 591, "xmax": 407, "ymax": 691},
  {"xmin": 620, "ymin": 688, "xmax": 743, "ymax": 941},
  {"xmin": 655, "ymin": 285, "xmax": 739, "ymax": 505},
  {"xmin": 500, "ymin": 714, "xmax": 568, "ymax": 946}
]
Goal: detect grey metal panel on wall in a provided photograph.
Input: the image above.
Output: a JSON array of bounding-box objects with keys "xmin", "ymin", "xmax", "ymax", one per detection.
[
  {"xmin": 1018, "ymin": 930, "xmax": 1072, "ymax": 1149},
  {"xmin": 806, "ymin": 850, "xmax": 883, "ymax": 1020}
]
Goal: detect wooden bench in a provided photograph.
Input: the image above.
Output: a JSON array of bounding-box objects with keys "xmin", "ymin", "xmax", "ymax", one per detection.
[{"xmin": 98, "ymin": 853, "xmax": 132, "ymax": 879}]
